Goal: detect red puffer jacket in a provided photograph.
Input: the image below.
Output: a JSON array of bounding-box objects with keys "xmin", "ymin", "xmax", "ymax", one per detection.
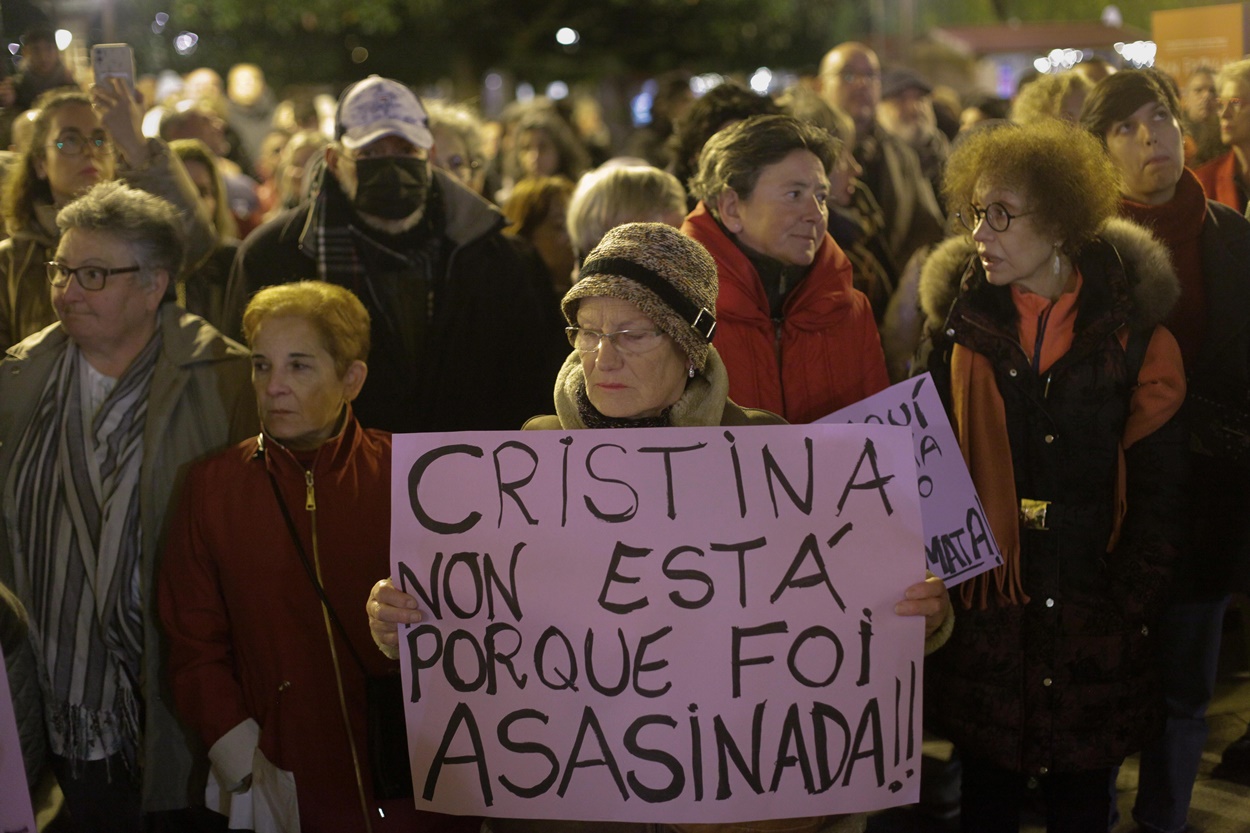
[{"xmin": 683, "ymin": 203, "xmax": 888, "ymax": 424}]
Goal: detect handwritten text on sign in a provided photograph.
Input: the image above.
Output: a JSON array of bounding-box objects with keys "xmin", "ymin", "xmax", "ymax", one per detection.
[
  {"xmin": 821, "ymin": 374, "xmax": 1002, "ymax": 586},
  {"xmin": 391, "ymin": 423, "xmax": 924, "ymax": 823}
]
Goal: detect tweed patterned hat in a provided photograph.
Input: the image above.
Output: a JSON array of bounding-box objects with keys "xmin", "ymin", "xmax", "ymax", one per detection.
[{"xmin": 562, "ymin": 222, "xmax": 719, "ymax": 370}]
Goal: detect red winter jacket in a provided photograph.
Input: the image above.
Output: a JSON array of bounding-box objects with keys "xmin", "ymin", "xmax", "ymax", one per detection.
[
  {"xmin": 1194, "ymin": 151, "xmax": 1244, "ymax": 213},
  {"xmin": 158, "ymin": 413, "xmax": 478, "ymax": 833},
  {"xmin": 683, "ymin": 202, "xmax": 889, "ymax": 424}
]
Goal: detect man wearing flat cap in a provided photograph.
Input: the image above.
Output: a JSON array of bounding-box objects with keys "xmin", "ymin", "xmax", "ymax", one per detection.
[
  {"xmin": 226, "ymin": 75, "xmax": 564, "ymax": 433},
  {"xmin": 877, "ymin": 67, "xmax": 949, "ymax": 202}
]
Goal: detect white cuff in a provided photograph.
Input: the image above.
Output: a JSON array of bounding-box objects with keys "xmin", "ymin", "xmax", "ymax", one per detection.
[{"xmin": 208, "ymin": 718, "xmax": 261, "ymax": 791}]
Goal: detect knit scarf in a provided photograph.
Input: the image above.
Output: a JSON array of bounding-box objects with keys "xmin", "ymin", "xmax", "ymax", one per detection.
[
  {"xmin": 551, "ymin": 348, "xmax": 734, "ymax": 429},
  {"xmin": 1119, "ymin": 169, "xmax": 1207, "ymax": 366},
  {"xmin": 9, "ymin": 331, "xmax": 162, "ymax": 768},
  {"xmin": 575, "ymin": 382, "xmax": 670, "ymax": 428}
]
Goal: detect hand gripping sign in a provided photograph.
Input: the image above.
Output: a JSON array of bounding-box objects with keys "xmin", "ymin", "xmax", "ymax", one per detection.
[{"xmin": 390, "ymin": 422, "xmax": 926, "ymax": 823}]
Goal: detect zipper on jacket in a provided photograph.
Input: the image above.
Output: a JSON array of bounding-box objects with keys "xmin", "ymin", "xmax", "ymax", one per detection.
[
  {"xmin": 306, "ymin": 468, "xmax": 374, "ymax": 833},
  {"xmin": 773, "ymin": 318, "xmax": 786, "ymax": 414}
]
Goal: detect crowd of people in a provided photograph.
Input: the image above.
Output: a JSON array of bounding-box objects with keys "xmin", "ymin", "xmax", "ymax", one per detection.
[{"xmin": 0, "ymin": 21, "xmax": 1248, "ymax": 833}]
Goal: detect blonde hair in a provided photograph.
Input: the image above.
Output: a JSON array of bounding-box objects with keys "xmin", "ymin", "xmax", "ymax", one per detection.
[
  {"xmin": 1010, "ymin": 71, "xmax": 1092, "ymax": 125},
  {"xmin": 1217, "ymin": 58, "xmax": 1250, "ymax": 95},
  {"xmin": 242, "ymin": 281, "xmax": 371, "ymax": 376},
  {"xmin": 566, "ymin": 166, "xmax": 686, "ymax": 259}
]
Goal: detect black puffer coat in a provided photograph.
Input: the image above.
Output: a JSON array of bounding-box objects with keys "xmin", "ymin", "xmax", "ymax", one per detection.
[
  {"xmin": 1171, "ymin": 200, "xmax": 1250, "ymax": 597},
  {"xmin": 917, "ymin": 217, "xmax": 1189, "ymax": 774}
]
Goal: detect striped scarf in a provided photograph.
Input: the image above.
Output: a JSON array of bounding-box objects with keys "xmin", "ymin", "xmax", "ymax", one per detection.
[{"xmin": 9, "ymin": 331, "xmax": 162, "ymax": 768}]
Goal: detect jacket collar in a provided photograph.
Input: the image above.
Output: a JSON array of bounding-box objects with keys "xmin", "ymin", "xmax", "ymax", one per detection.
[
  {"xmin": 551, "ymin": 345, "xmax": 733, "ymax": 429},
  {"xmin": 919, "ymin": 216, "xmax": 1181, "ymax": 338},
  {"xmin": 255, "ymin": 404, "xmax": 368, "ymax": 474},
  {"xmin": 683, "ymin": 201, "xmax": 855, "ymax": 324},
  {"xmin": 5, "ymin": 304, "xmax": 244, "ymax": 368}
]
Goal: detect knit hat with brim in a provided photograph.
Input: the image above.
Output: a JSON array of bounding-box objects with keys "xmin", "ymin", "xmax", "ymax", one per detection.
[{"xmin": 562, "ymin": 222, "xmax": 719, "ymax": 370}]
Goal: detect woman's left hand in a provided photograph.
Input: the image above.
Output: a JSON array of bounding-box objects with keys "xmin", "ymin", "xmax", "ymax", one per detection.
[{"xmin": 894, "ymin": 571, "xmax": 951, "ymax": 639}]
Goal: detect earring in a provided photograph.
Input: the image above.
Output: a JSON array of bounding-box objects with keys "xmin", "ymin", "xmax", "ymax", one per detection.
[
  {"xmin": 688, "ymin": 364, "xmax": 696, "ymax": 379},
  {"xmin": 1053, "ymin": 247, "xmax": 1061, "ymax": 276}
]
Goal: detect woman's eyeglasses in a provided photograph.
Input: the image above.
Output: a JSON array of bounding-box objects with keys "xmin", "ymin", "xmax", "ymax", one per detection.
[
  {"xmin": 46, "ymin": 261, "xmax": 141, "ymax": 291},
  {"xmin": 956, "ymin": 202, "xmax": 1033, "ymax": 233},
  {"xmin": 49, "ymin": 131, "xmax": 111, "ymax": 157},
  {"xmin": 566, "ymin": 327, "xmax": 665, "ymax": 355}
]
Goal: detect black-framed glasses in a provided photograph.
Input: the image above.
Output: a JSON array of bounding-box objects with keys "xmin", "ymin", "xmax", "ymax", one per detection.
[
  {"xmin": 838, "ymin": 70, "xmax": 880, "ymax": 85},
  {"xmin": 956, "ymin": 202, "xmax": 1033, "ymax": 233},
  {"xmin": 49, "ymin": 131, "xmax": 111, "ymax": 157},
  {"xmin": 46, "ymin": 261, "xmax": 142, "ymax": 291},
  {"xmin": 566, "ymin": 327, "xmax": 666, "ymax": 355}
]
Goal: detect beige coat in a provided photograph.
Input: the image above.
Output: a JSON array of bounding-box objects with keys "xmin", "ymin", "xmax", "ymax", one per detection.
[{"xmin": 0, "ymin": 305, "xmax": 257, "ymax": 811}]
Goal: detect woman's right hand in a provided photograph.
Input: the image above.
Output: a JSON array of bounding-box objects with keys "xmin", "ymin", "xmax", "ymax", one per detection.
[
  {"xmin": 367, "ymin": 578, "xmax": 422, "ymax": 660},
  {"xmin": 91, "ymin": 78, "xmax": 147, "ymax": 167}
]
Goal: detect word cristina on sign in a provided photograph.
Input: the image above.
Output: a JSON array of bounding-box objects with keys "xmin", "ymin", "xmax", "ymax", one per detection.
[{"xmin": 390, "ymin": 423, "xmax": 924, "ymax": 824}]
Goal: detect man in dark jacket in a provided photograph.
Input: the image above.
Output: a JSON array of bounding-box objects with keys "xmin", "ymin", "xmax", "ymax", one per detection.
[
  {"xmin": 0, "ymin": 27, "xmax": 76, "ymax": 114},
  {"xmin": 819, "ymin": 42, "xmax": 945, "ymax": 270},
  {"xmin": 226, "ymin": 75, "xmax": 564, "ymax": 433}
]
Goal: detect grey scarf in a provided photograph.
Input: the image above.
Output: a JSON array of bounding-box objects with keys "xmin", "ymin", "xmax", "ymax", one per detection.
[{"xmin": 9, "ymin": 331, "xmax": 161, "ymax": 767}]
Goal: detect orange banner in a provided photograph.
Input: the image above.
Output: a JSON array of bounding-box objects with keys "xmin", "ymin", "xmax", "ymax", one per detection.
[{"xmin": 1153, "ymin": 3, "xmax": 1250, "ymax": 84}]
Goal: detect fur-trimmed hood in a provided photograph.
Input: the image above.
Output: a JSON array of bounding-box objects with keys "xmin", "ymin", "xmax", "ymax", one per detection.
[{"xmin": 918, "ymin": 215, "xmax": 1180, "ymax": 331}]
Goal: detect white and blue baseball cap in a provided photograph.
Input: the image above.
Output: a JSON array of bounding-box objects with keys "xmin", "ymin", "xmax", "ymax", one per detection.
[{"xmin": 335, "ymin": 75, "xmax": 434, "ymax": 151}]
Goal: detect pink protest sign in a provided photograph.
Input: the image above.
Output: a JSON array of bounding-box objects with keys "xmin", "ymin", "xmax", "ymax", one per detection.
[
  {"xmin": 819, "ymin": 374, "xmax": 1002, "ymax": 586},
  {"xmin": 0, "ymin": 643, "xmax": 37, "ymax": 832},
  {"xmin": 391, "ymin": 423, "xmax": 925, "ymax": 823}
]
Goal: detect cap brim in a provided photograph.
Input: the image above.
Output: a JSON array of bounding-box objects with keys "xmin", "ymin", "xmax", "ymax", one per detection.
[{"xmin": 340, "ymin": 121, "xmax": 434, "ymax": 151}]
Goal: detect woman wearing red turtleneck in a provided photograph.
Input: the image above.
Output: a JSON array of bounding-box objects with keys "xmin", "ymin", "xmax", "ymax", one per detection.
[{"xmin": 1081, "ymin": 70, "xmax": 1250, "ymax": 833}]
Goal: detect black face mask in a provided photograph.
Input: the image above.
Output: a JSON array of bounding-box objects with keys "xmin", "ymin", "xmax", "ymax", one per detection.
[{"xmin": 350, "ymin": 156, "xmax": 430, "ymax": 220}]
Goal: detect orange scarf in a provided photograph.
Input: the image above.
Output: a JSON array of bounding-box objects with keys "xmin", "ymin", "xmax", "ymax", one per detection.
[{"xmin": 950, "ymin": 326, "xmax": 1186, "ymax": 609}]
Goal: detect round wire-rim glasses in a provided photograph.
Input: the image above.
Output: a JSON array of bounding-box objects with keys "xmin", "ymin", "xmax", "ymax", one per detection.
[{"xmin": 956, "ymin": 202, "xmax": 1034, "ymax": 233}]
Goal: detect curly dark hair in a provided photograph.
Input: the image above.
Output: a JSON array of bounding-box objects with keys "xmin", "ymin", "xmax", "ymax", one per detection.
[
  {"xmin": 942, "ymin": 118, "xmax": 1119, "ymax": 256},
  {"xmin": 666, "ymin": 82, "xmax": 781, "ymax": 190}
]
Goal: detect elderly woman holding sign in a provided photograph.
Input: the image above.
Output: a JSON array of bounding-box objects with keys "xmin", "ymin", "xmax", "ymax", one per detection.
[
  {"xmin": 159, "ymin": 281, "xmax": 477, "ymax": 833},
  {"xmin": 916, "ymin": 118, "xmax": 1189, "ymax": 829},
  {"xmin": 368, "ymin": 222, "xmax": 953, "ymax": 833}
]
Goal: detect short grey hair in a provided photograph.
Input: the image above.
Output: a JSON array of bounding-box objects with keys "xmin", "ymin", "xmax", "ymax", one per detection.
[
  {"xmin": 425, "ymin": 99, "xmax": 486, "ymax": 170},
  {"xmin": 567, "ymin": 165, "xmax": 686, "ymax": 260},
  {"xmin": 56, "ymin": 181, "xmax": 183, "ymax": 294},
  {"xmin": 688, "ymin": 114, "xmax": 838, "ymax": 214}
]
